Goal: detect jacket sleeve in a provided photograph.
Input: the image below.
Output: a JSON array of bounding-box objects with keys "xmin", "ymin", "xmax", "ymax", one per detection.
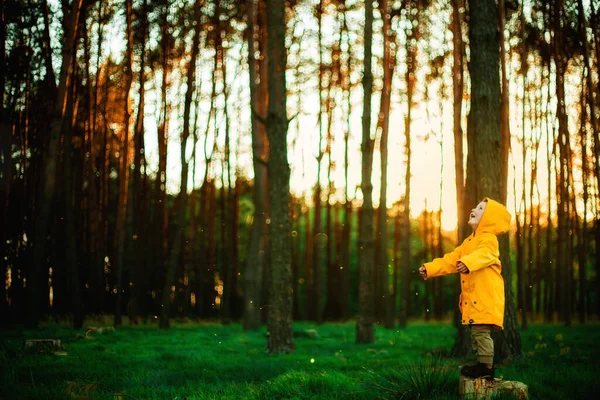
[
  {"xmin": 459, "ymin": 233, "xmax": 499, "ymax": 273},
  {"xmin": 423, "ymin": 244, "xmax": 462, "ymax": 280}
]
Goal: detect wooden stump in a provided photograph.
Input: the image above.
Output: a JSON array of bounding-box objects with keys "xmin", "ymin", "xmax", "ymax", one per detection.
[
  {"xmin": 459, "ymin": 375, "xmax": 528, "ymax": 399},
  {"xmin": 23, "ymin": 339, "xmax": 64, "ymax": 352}
]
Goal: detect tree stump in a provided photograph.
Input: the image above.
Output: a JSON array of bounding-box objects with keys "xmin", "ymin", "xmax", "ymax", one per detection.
[
  {"xmin": 459, "ymin": 375, "xmax": 528, "ymax": 399},
  {"xmin": 23, "ymin": 339, "xmax": 64, "ymax": 352}
]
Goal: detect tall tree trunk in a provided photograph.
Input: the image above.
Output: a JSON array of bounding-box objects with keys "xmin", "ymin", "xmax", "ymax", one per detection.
[
  {"xmin": 114, "ymin": 0, "xmax": 134, "ymax": 327},
  {"xmin": 517, "ymin": 1, "xmax": 528, "ymax": 330},
  {"xmin": 159, "ymin": 0, "xmax": 201, "ymax": 328},
  {"xmin": 128, "ymin": 0, "xmax": 149, "ymax": 324},
  {"xmin": 90, "ymin": 0, "xmax": 106, "ymax": 314},
  {"xmin": 244, "ymin": 0, "xmax": 268, "ymax": 330},
  {"xmin": 0, "ymin": 0, "xmax": 10, "ymax": 324},
  {"xmin": 449, "ymin": 0, "xmax": 470, "ymax": 355},
  {"xmin": 463, "ymin": 0, "xmax": 522, "ymax": 359},
  {"xmin": 577, "ymin": 0, "xmax": 596, "ymax": 323},
  {"xmin": 27, "ymin": 0, "xmax": 83, "ymax": 329},
  {"xmin": 324, "ymin": 80, "xmax": 338, "ymax": 320},
  {"xmin": 312, "ymin": 0, "xmax": 324, "ymax": 324},
  {"xmin": 576, "ymin": 81, "xmax": 588, "ymax": 323},
  {"xmin": 377, "ymin": 0, "xmax": 395, "ymax": 329},
  {"xmin": 63, "ymin": 56, "xmax": 83, "ymax": 329},
  {"xmin": 155, "ymin": 2, "xmax": 171, "ymax": 315},
  {"xmin": 553, "ymin": 0, "xmax": 572, "ymax": 327},
  {"xmin": 340, "ymin": 3, "xmax": 352, "ymax": 321},
  {"xmin": 356, "ymin": 0, "xmax": 375, "ymax": 344},
  {"xmin": 265, "ymin": 0, "xmax": 294, "ymax": 354},
  {"xmin": 399, "ymin": 1, "xmax": 417, "ymax": 329}
]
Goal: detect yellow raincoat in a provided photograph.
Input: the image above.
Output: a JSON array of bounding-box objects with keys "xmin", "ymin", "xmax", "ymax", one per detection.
[{"xmin": 423, "ymin": 198, "xmax": 511, "ymax": 329}]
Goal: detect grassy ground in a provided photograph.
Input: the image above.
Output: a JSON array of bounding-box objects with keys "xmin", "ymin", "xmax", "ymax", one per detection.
[{"xmin": 1, "ymin": 318, "xmax": 599, "ymax": 399}]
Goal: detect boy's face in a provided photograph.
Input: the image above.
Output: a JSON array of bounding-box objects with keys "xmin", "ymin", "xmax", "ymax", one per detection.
[{"xmin": 468, "ymin": 200, "xmax": 487, "ymax": 230}]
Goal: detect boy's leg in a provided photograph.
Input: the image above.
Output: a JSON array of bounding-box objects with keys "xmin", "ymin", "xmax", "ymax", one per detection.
[
  {"xmin": 461, "ymin": 324, "xmax": 495, "ymax": 380},
  {"xmin": 471, "ymin": 324, "xmax": 493, "ymax": 367},
  {"xmin": 470, "ymin": 326, "xmax": 479, "ymax": 358}
]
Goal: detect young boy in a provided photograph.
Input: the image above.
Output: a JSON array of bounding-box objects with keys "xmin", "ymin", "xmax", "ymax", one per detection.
[{"xmin": 419, "ymin": 197, "xmax": 511, "ymax": 380}]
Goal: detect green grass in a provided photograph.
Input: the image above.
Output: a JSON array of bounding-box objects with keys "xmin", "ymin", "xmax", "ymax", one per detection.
[{"xmin": 1, "ymin": 319, "xmax": 599, "ymax": 399}]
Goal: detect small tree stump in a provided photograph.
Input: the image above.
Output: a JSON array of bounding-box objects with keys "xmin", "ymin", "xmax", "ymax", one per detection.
[
  {"xmin": 23, "ymin": 339, "xmax": 64, "ymax": 352},
  {"xmin": 459, "ymin": 375, "xmax": 528, "ymax": 399}
]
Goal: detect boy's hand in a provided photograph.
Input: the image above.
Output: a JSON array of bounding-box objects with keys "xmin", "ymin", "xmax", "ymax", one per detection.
[
  {"xmin": 457, "ymin": 261, "xmax": 470, "ymax": 274},
  {"xmin": 419, "ymin": 265, "xmax": 427, "ymax": 278}
]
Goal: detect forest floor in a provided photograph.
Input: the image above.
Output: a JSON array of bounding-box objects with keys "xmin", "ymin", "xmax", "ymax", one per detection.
[{"xmin": 1, "ymin": 318, "xmax": 599, "ymax": 399}]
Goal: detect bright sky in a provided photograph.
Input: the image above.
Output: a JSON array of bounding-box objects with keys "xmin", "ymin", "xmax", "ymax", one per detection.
[{"xmin": 47, "ymin": 0, "xmax": 595, "ymax": 232}]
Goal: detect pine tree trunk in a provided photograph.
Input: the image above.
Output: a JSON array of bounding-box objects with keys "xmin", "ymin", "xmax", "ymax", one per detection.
[
  {"xmin": 114, "ymin": 0, "xmax": 134, "ymax": 327},
  {"xmin": 128, "ymin": 0, "xmax": 149, "ymax": 325},
  {"xmin": 244, "ymin": 0, "xmax": 268, "ymax": 330},
  {"xmin": 27, "ymin": 0, "xmax": 83, "ymax": 329},
  {"xmin": 356, "ymin": 0, "xmax": 375, "ymax": 344},
  {"xmin": 449, "ymin": 0, "xmax": 471, "ymax": 355},
  {"xmin": 63, "ymin": 58, "xmax": 83, "ymax": 329},
  {"xmin": 463, "ymin": 0, "xmax": 522, "ymax": 360},
  {"xmin": 377, "ymin": 0, "xmax": 395, "ymax": 329},
  {"xmin": 324, "ymin": 82, "xmax": 338, "ymax": 320},
  {"xmin": 0, "ymin": 0, "xmax": 7, "ymax": 325},
  {"xmin": 265, "ymin": 0, "xmax": 294, "ymax": 354},
  {"xmin": 340, "ymin": 0, "xmax": 352, "ymax": 322},
  {"xmin": 553, "ymin": 0, "xmax": 572, "ymax": 327},
  {"xmin": 312, "ymin": 0, "xmax": 324, "ymax": 325},
  {"xmin": 154, "ymin": 3, "xmax": 171, "ymax": 317},
  {"xmin": 399, "ymin": 1, "xmax": 417, "ymax": 329}
]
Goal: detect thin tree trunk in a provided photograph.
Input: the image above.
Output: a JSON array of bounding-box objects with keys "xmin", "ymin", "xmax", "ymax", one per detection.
[
  {"xmin": 0, "ymin": 0, "xmax": 7, "ymax": 324},
  {"xmin": 155, "ymin": 3, "xmax": 171, "ymax": 312},
  {"xmin": 356, "ymin": 0, "xmax": 375, "ymax": 344},
  {"xmin": 114, "ymin": 0, "xmax": 134, "ymax": 327},
  {"xmin": 340, "ymin": 3, "xmax": 352, "ymax": 321},
  {"xmin": 553, "ymin": 0, "xmax": 572, "ymax": 327},
  {"xmin": 449, "ymin": 0, "xmax": 470, "ymax": 355},
  {"xmin": 518, "ymin": 2, "xmax": 528, "ymax": 330},
  {"xmin": 128, "ymin": 0, "xmax": 149, "ymax": 325},
  {"xmin": 400, "ymin": 1, "xmax": 417, "ymax": 329},
  {"xmin": 244, "ymin": 0, "xmax": 268, "ymax": 330},
  {"xmin": 63, "ymin": 56, "xmax": 83, "ymax": 329},
  {"xmin": 324, "ymin": 78, "xmax": 338, "ymax": 320},
  {"xmin": 312, "ymin": 0, "xmax": 324, "ymax": 324},
  {"xmin": 377, "ymin": 0, "xmax": 395, "ymax": 329}
]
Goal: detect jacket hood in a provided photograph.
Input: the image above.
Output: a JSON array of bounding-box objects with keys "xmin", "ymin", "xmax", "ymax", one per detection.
[{"xmin": 476, "ymin": 197, "xmax": 511, "ymax": 235}]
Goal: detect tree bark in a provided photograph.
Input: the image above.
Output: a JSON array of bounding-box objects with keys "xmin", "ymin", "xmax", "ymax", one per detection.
[
  {"xmin": 356, "ymin": 0, "xmax": 375, "ymax": 344},
  {"xmin": 312, "ymin": 0, "xmax": 324, "ymax": 324},
  {"xmin": 552, "ymin": 0, "xmax": 572, "ymax": 327},
  {"xmin": 265, "ymin": 0, "xmax": 294, "ymax": 354},
  {"xmin": 462, "ymin": 0, "xmax": 522, "ymax": 360},
  {"xmin": 377, "ymin": 0, "xmax": 395, "ymax": 329},
  {"xmin": 114, "ymin": 0, "xmax": 134, "ymax": 327},
  {"xmin": 449, "ymin": 0, "xmax": 470, "ymax": 355},
  {"xmin": 63, "ymin": 54, "xmax": 83, "ymax": 329},
  {"xmin": 244, "ymin": 0, "xmax": 268, "ymax": 330},
  {"xmin": 340, "ymin": 4, "xmax": 352, "ymax": 321},
  {"xmin": 128, "ymin": 0, "xmax": 149, "ymax": 325}
]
